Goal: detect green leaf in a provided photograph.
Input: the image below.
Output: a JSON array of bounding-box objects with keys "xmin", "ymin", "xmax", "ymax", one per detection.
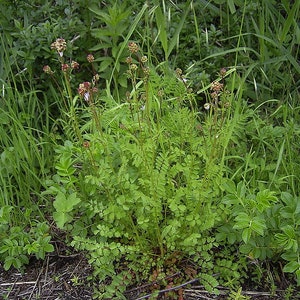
[
  {"xmin": 283, "ymin": 261, "xmax": 300, "ymax": 273},
  {"xmin": 53, "ymin": 192, "xmax": 80, "ymax": 213},
  {"xmin": 236, "ymin": 181, "xmax": 246, "ymax": 199},
  {"xmin": 99, "ymin": 57, "xmax": 113, "ymax": 72},
  {"xmin": 242, "ymin": 228, "xmax": 251, "ymax": 244},
  {"xmin": 89, "ymin": 43, "xmax": 112, "ymax": 51},
  {"xmin": 43, "ymin": 244, "xmax": 54, "ymax": 254},
  {"xmin": 282, "ymin": 225, "xmax": 296, "ymax": 238},
  {"xmin": 25, "ymin": 242, "xmax": 39, "ymax": 255},
  {"xmin": 199, "ymin": 273, "xmax": 219, "ymax": 295},
  {"xmin": 253, "ymin": 247, "xmax": 262, "ymax": 259},
  {"xmin": 227, "ymin": 0, "xmax": 236, "ymax": 14},
  {"xmin": 53, "ymin": 192, "xmax": 67, "ymax": 211},
  {"xmin": 155, "ymin": 5, "xmax": 168, "ymax": 60},
  {"xmin": 4, "ymin": 258, "xmax": 13, "ymax": 271},
  {"xmin": 167, "ymin": 1, "xmax": 191, "ymax": 59},
  {"xmin": 296, "ymin": 269, "xmax": 300, "ymax": 286},
  {"xmin": 275, "ymin": 226, "xmax": 298, "ymax": 251},
  {"xmin": 109, "ymin": 3, "xmax": 148, "ymax": 86},
  {"xmin": 251, "ymin": 217, "xmax": 266, "ymax": 236},
  {"xmin": 52, "ymin": 192, "xmax": 79, "ymax": 229},
  {"xmin": 233, "ymin": 213, "xmax": 251, "ymax": 229},
  {"xmin": 222, "ymin": 179, "xmax": 236, "ymax": 194},
  {"xmin": 0, "ymin": 205, "xmax": 13, "ymax": 224},
  {"xmin": 53, "ymin": 211, "xmax": 72, "ymax": 229},
  {"xmin": 255, "ymin": 189, "xmax": 278, "ymax": 212},
  {"xmin": 282, "ymin": 251, "xmax": 298, "ymax": 262},
  {"xmin": 279, "ymin": 1, "xmax": 300, "ymax": 43},
  {"xmin": 55, "ymin": 155, "xmax": 76, "ymax": 177},
  {"xmin": 118, "ymin": 75, "xmax": 128, "ymax": 88},
  {"xmin": 222, "ymin": 194, "xmax": 238, "ymax": 205},
  {"xmin": 281, "ymin": 192, "xmax": 294, "ymax": 205}
]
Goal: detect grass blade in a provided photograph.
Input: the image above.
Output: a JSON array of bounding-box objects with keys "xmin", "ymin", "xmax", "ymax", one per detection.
[
  {"xmin": 167, "ymin": 1, "xmax": 191, "ymax": 59},
  {"xmin": 155, "ymin": 5, "xmax": 168, "ymax": 60},
  {"xmin": 280, "ymin": 1, "xmax": 300, "ymax": 43},
  {"xmin": 109, "ymin": 3, "xmax": 148, "ymax": 87}
]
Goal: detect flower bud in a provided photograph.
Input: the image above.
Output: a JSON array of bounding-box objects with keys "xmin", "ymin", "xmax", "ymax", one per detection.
[
  {"xmin": 87, "ymin": 54, "xmax": 95, "ymax": 63},
  {"xmin": 128, "ymin": 42, "xmax": 139, "ymax": 53},
  {"xmin": 43, "ymin": 65, "xmax": 53, "ymax": 74},
  {"xmin": 61, "ymin": 64, "xmax": 70, "ymax": 72},
  {"xmin": 71, "ymin": 61, "xmax": 79, "ymax": 69}
]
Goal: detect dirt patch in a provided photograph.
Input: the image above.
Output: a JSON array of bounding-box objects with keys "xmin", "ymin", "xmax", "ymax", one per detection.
[
  {"xmin": 124, "ymin": 279, "xmax": 298, "ymax": 300},
  {"xmin": 1, "ymin": 248, "xmax": 299, "ymax": 299},
  {"xmin": 0, "ymin": 252, "xmax": 93, "ymax": 300}
]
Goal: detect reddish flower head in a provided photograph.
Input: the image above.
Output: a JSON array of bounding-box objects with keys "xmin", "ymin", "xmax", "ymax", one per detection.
[
  {"xmin": 51, "ymin": 38, "xmax": 67, "ymax": 56},
  {"xmin": 87, "ymin": 54, "xmax": 94, "ymax": 63},
  {"xmin": 71, "ymin": 61, "xmax": 80, "ymax": 69},
  {"xmin": 61, "ymin": 63, "xmax": 70, "ymax": 72},
  {"xmin": 78, "ymin": 82, "xmax": 91, "ymax": 97},
  {"xmin": 43, "ymin": 65, "xmax": 53, "ymax": 74},
  {"xmin": 128, "ymin": 42, "xmax": 139, "ymax": 54}
]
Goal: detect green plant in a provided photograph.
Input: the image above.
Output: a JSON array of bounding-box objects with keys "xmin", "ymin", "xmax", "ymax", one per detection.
[
  {"xmin": 0, "ymin": 1, "xmax": 299, "ymax": 297},
  {"xmin": 227, "ymin": 287, "xmax": 250, "ymax": 300},
  {"xmin": 283, "ymin": 285, "xmax": 296, "ymax": 300},
  {"xmin": 0, "ymin": 39, "xmax": 51, "ymax": 211},
  {"xmin": 0, "ymin": 0, "xmax": 98, "ymax": 84},
  {"xmin": 88, "ymin": 1, "xmax": 148, "ymax": 100},
  {"xmin": 218, "ymin": 180, "xmax": 300, "ymax": 285},
  {"xmin": 0, "ymin": 222, "xmax": 53, "ymax": 270},
  {"xmin": 277, "ymin": 193, "xmax": 300, "ymax": 286},
  {"xmin": 0, "ymin": 34, "xmax": 55, "ymax": 271},
  {"xmin": 43, "ymin": 39, "xmax": 242, "ymax": 297}
]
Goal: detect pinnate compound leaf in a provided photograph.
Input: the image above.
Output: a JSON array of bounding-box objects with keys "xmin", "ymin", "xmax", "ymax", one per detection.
[
  {"xmin": 55, "ymin": 155, "xmax": 76, "ymax": 177},
  {"xmin": 199, "ymin": 273, "xmax": 219, "ymax": 295}
]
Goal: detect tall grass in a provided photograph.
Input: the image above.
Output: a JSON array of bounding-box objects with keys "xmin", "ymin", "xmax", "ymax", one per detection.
[{"xmin": 0, "ymin": 35, "xmax": 53, "ymax": 224}]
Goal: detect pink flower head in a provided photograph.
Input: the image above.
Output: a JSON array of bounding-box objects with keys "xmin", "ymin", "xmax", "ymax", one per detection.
[
  {"xmin": 128, "ymin": 42, "xmax": 139, "ymax": 53},
  {"xmin": 51, "ymin": 38, "xmax": 67, "ymax": 57},
  {"xmin": 92, "ymin": 74, "xmax": 100, "ymax": 85},
  {"xmin": 78, "ymin": 82, "xmax": 91, "ymax": 98},
  {"xmin": 43, "ymin": 65, "xmax": 53, "ymax": 74},
  {"xmin": 87, "ymin": 54, "xmax": 94, "ymax": 63},
  {"xmin": 61, "ymin": 63, "xmax": 70, "ymax": 72},
  {"xmin": 71, "ymin": 61, "xmax": 79, "ymax": 69}
]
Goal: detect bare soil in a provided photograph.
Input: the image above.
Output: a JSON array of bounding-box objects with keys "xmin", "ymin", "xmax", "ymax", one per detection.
[
  {"xmin": 0, "ymin": 252, "xmax": 93, "ymax": 300},
  {"xmin": 1, "ymin": 244, "xmax": 299, "ymax": 299}
]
